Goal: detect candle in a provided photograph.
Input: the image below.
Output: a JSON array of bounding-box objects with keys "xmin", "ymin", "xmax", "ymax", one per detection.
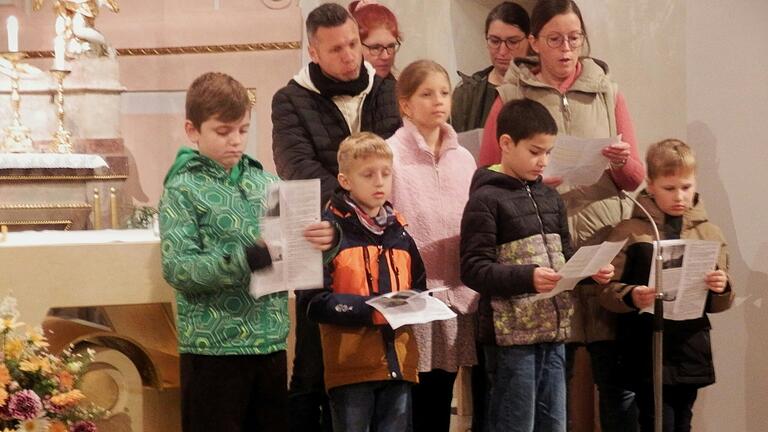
[
  {"xmin": 53, "ymin": 36, "xmax": 67, "ymax": 70},
  {"xmin": 6, "ymin": 16, "xmax": 18, "ymax": 52}
]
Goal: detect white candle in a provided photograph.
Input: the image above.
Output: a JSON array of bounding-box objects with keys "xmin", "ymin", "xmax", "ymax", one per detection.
[
  {"xmin": 6, "ymin": 16, "xmax": 18, "ymax": 52},
  {"xmin": 54, "ymin": 36, "xmax": 67, "ymax": 70}
]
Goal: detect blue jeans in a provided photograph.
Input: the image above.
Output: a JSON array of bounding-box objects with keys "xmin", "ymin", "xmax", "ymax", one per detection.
[
  {"xmin": 588, "ymin": 341, "xmax": 639, "ymax": 432},
  {"xmin": 328, "ymin": 380, "xmax": 412, "ymax": 432},
  {"xmin": 488, "ymin": 343, "xmax": 566, "ymax": 432}
]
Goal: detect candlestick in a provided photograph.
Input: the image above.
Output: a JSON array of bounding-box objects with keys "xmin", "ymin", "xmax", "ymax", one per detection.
[
  {"xmin": 6, "ymin": 16, "xmax": 18, "ymax": 53},
  {"xmin": 110, "ymin": 187, "xmax": 119, "ymax": 229},
  {"xmin": 92, "ymin": 188, "xmax": 102, "ymax": 230},
  {"xmin": 0, "ymin": 52, "xmax": 34, "ymax": 153},
  {"xmin": 49, "ymin": 68, "xmax": 73, "ymax": 153}
]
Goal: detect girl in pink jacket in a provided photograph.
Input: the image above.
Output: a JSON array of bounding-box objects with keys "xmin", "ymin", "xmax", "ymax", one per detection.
[{"xmin": 386, "ymin": 59, "xmax": 479, "ymax": 432}]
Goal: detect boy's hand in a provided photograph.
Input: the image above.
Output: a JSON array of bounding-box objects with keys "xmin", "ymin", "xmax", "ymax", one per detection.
[
  {"xmin": 705, "ymin": 270, "xmax": 728, "ymax": 293},
  {"xmin": 533, "ymin": 267, "xmax": 562, "ymax": 293},
  {"xmin": 304, "ymin": 221, "xmax": 336, "ymax": 251},
  {"xmin": 542, "ymin": 176, "xmax": 563, "ymax": 188},
  {"xmin": 591, "ymin": 264, "xmax": 614, "ymax": 285},
  {"xmin": 631, "ymin": 285, "xmax": 655, "ymax": 309}
]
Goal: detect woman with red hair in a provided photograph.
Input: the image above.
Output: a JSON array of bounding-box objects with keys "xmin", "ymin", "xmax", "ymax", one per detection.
[{"xmin": 349, "ymin": 1, "xmax": 402, "ymax": 80}]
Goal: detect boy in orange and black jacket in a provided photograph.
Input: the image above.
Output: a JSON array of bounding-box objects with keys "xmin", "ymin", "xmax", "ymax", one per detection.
[{"xmin": 307, "ymin": 132, "xmax": 426, "ymax": 432}]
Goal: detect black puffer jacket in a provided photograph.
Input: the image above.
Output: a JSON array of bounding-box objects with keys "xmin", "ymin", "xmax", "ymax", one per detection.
[
  {"xmin": 271, "ymin": 74, "xmax": 401, "ymax": 205},
  {"xmin": 460, "ymin": 166, "xmax": 574, "ymax": 344}
]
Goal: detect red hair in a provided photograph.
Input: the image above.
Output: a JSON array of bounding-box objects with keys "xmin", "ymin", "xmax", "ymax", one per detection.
[{"xmin": 349, "ymin": 1, "xmax": 401, "ymax": 42}]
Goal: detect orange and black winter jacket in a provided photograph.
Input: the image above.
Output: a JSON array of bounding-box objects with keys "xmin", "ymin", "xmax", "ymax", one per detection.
[{"xmin": 307, "ymin": 191, "xmax": 427, "ymax": 391}]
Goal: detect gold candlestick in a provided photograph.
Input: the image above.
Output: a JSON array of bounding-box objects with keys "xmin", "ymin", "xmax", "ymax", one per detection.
[
  {"xmin": 49, "ymin": 68, "xmax": 73, "ymax": 154},
  {"xmin": 110, "ymin": 187, "xmax": 119, "ymax": 229},
  {"xmin": 1, "ymin": 52, "xmax": 34, "ymax": 153},
  {"xmin": 92, "ymin": 188, "xmax": 102, "ymax": 230}
]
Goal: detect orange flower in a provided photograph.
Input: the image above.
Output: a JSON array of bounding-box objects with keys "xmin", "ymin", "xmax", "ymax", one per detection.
[
  {"xmin": 50, "ymin": 389, "xmax": 85, "ymax": 407},
  {"xmin": 47, "ymin": 421, "xmax": 68, "ymax": 432},
  {"xmin": 0, "ymin": 364, "xmax": 10, "ymax": 386},
  {"xmin": 57, "ymin": 370, "xmax": 74, "ymax": 391}
]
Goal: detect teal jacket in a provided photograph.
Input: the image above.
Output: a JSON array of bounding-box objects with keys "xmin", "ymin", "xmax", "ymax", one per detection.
[{"xmin": 160, "ymin": 147, "xmax": 287, "ymax": 355}]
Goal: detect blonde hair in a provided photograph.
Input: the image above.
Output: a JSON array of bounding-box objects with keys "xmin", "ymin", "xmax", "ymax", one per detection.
[
  {"xmin": 646, "ymin": 139, "xmax": 697, "ymax": 179},
  {"xmin": 337, "ymin": 132, "xmax": 393, "ymax": 174},
  {"xmin": 396, "ymin": 60, "xmax": 451, "ymax": 115}
]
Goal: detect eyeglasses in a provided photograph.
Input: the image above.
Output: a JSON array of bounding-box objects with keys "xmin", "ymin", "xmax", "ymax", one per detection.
[
  {"xmin": 542, "ymin": 32, "xmax": 585, "ymax": 49},
  {"xmin": 361, "ymin": 42, "xmax": 401, "ymax": 56},
  {"xmin": 486, "ymin": 36, "xmax": 526, "ymax": 51}
]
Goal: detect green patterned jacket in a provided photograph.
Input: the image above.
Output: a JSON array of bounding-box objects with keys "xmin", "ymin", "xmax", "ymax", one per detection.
[{"xmin": 160, "ymin": 147, "xmax": 287, "ymax": 355}]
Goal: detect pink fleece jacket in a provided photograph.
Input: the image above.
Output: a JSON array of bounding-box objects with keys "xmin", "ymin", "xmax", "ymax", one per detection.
[{"xmin": 387, "ymin": 119, "xmax": 479, "ymax": 372}]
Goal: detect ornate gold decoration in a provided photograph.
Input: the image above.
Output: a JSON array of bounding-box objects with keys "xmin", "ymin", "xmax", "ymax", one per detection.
[
  {"xmin": 50, "ymin": 69, "xmax": 74, "ymax": 153},
  {"xmin": 34, "ymin": 0, "xmax": 120, "ymax": 58},
  {"xmin": 0, "ymin": 203, "xmax": 91, "ymax": 210},
  {"xmin": 93, "ymin": 187, "xmax": 101, "ymax": 230},
  {"xmin": 0, "ymin": 219, "xmax": 73, "ymax": 230},
  {"xmin": 109, "ymin": 186, "xmax": 118, "ymax": 229},
  {"xmin": 0, "ymin": 174, "xmax": 128, "ymax": 181},
  {"xmin": 22, "ymin": 41, "xmax": 301, "ymax": 59},
  {"xmin": 0, "ymin": 52, "xmax": 34, "ymax": 153}
]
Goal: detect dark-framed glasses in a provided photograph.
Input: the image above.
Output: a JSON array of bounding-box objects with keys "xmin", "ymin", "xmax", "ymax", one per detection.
[
  {"xmin": 361, "ymin": 41, "xmax": 401, "ymax": 56},
  {"xmin": 486, "ymin": 36, "xmax": 526, "ymax": 50},
  {"xmin": 543, "ymin": 32, "xmax": 585, "ymax": 49}
]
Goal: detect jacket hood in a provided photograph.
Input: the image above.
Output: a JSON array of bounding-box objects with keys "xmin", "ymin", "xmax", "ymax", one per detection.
[
  {"xmin": 163, "ymin": 147, "xmax": 262, "ymax": 186},
  {"xmin": 457, "ymin": 65, "xmax": 494, "ymax": 84},
  {"xmin": 293, "ymin": 61, "xmax": 377, "ymax": 95},
  {"xmin": 632, "ymin": 189, "xmax": 709, "ymax": 229},
  {"xmin": 468, "ymin": 164, "xmax": 540, "ymax": 194}
]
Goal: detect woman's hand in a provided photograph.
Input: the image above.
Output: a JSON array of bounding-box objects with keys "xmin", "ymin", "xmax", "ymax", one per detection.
[
  {"xmin": 602, "ymin": 141, "xmax": 631, "ymax": 168},
  {"xmin": 591, "ymin": 264, "xmax": 614, "ymax": 285},
  {"xmin": 631, "ymin": 285, "xmax": 656, "ymax": 309},
  {"xmin": 533, "ymin": 267, "xmax": 562, "ymax": 293},
  {"xmin": 705, "ymin": 270, "xmax": 728, "ymax": 293},
  {"xmin": 303, "ymin": 221, "xmax": 336, "ymax": 251}
]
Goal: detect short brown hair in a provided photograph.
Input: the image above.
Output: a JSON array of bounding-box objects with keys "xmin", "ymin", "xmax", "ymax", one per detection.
[
  {"xmin": 185, "ymin": 72, "xmax": 251, "ymax": 130},
  {"xmin": 646, "ymin": 139, "xmax": 697, "ymax": 179},
  {"xmin": 396, "ymin": 60, "xmax": 451, "ymax": 116},
  {"xmin": 337, "ymin": 132, "xmax": 392, "ymax": 174}
]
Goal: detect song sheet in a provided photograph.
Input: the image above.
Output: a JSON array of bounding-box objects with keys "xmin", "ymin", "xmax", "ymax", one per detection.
[
  {"xmin": 456, "ymin": 128, "xmax": 484, "ymax": 158},
  {"xmin": 643, "ymin": 239, "xmax": 720, "ymax": 321},
  {"xmin": 543, "ymin": 135, "xmax": 620, "ymax": 186},
  {"xmin": 533, "ymin": 239, "xmax": 627, "ymax": 301},
  {"xmin": 250, "ymin": 179, "xmax": 323, "ymax": 299},
  {"xmin": 365, "ymin": 288, "xmax": 457, "ymax": 330}
]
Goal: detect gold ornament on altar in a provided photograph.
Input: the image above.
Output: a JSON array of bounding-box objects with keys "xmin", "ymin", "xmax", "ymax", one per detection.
[
  {"xmin": 33, "ymin": 0, "xmax": 120, "ymax": 59},
  {"xmin": 0, "ymin": 53, "xmax": 43, "ymax": 153}
]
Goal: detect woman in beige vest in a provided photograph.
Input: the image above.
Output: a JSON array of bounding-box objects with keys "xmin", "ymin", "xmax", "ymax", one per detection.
[{"xmin": 475, "ymin": 1, "xmax": 644, "ymax": 431}]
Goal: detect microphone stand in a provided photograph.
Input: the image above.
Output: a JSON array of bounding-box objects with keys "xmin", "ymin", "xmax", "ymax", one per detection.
[{"xmin": 622, "ymin": 191, "xmax": 664, "ymax": 432}]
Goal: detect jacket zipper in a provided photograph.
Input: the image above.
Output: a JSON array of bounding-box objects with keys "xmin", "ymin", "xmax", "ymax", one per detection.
[
  {"xmin": 561, "ymin": 93, "xmax": 572, "ymax": 132},
  {"xmin": 525, "ymin": 183, "xmax": 562, "ymax": 332},
  {"xmin": 387, "ymin": 248, "xmax": 401, "ymax": 292},
  {"xmin": 362, "ymin": 246, "xmax": 376, "ymax": 295}
]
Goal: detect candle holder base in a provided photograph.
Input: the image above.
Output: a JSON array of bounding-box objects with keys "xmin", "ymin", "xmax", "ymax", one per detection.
[
  {"xmin": 2, "ymin": 124, "xmax": 34, "ymax": 153},
  {"xmin": 51, "ymin": 128, "xmax": 73, "ymax": 154}
]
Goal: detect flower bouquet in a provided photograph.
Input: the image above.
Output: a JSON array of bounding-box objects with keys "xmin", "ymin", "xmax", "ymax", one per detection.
[{"xmin": 0, "ymin": 297, "xmax": 105, "ymax": 432}]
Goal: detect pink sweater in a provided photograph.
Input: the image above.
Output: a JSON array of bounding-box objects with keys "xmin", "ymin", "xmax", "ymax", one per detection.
[{"xmin": 387, "ymin": 119, "xmax": 478, "ymax": 372}]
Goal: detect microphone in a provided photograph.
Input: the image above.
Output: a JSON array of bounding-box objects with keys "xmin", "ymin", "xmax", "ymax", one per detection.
[{"xmin": 620, "ymin": 190, "xmax": 664, "ymax": 432}]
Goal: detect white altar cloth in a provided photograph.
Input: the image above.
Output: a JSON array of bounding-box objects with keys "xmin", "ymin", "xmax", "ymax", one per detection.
[
  {"xmin": 0, "ymin": 153, "xmax": 108, "ymax": 169},
  {"xmin": 0, "ymin": 229, "xmax": 157, "ymax": 248}
]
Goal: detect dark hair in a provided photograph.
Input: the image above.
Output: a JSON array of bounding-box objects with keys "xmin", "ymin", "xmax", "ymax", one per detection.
[
  {"xmin": 349, "ymin": 2, "xmax": 402, "ymax": 42},
  {"xmin": 497, "ymin": 99, "xmax": 557, "ymax": 142},
  {"xmin": 306, "ymin": 3, "xmax": 353, "ymax": 42},
  {"xmin": 186, "ymin": 72, "xmax": 251, "ymax": 130},
  {"xmin": 530, "ymin": 0, "xmax": 590, "ymax": 55},
  {"xmin": 485, "ymin": 2, "xmax": 531, "ymax": 36}
]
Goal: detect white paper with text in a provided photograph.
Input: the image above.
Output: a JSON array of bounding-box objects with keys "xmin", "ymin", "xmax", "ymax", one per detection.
[
  {"xmin": 543, "ymin": 135, "xmax": 619, "ymax": 186},
  {"xmin": 365, "ymin": 288, "xmax": 457, "ymax": 329}
]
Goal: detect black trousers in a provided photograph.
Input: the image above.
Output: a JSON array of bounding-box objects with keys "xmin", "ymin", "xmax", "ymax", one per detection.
[
  {"xmin": 289, "ymin": 290, "xmax": 332, "ymax": 432},
  {"xmin": 636, "ymin": 384, "xmax": 698, "ymax": 432},
  {"xmin": 180, "ymin": 351, "xmax": 288, "ymax": 432},
  {"xmin": 412, "ymin": 369, "xmax": 458, "ymax": 432}
]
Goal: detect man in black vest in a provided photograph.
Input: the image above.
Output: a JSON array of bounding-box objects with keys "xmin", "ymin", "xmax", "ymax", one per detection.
[{"xmin": 271, "ymin": 3, "xmax": 401, "ymax": 431}]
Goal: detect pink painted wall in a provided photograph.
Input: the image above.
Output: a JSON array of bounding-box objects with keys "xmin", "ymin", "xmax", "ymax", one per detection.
[{"xmin": 1, "ymin": 0, "xmax": 303, "ymax": 205}]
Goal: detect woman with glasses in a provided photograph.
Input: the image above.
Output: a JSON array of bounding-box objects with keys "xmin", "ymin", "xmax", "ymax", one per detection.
[
  {"xmin": 452, "ymin": 2, "xmax": 530, "ymax": 134},
  {"xmin": 476, "ymin": 1, "xmax": 644, "ymax": 431},
  {"xmin": 349, "ymin": 1, "xmax": 401, "ymax": 80}
]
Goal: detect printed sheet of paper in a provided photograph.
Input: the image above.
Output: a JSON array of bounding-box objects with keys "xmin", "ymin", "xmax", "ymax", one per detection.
[
  {"xmin": 642, "ymin": 239, "xmax": 720, "ymax": 321},
  {"xmin": 543, "ymin": 135, "xmax": 619, "ymax": 186},
  {"xmin": 533, "ymin": 239, "xmax": 627, "ymax": 301},
  {"xmin": 250, "ymin": 179, "xmax": 323, "ymax": 299},
  {"xmin": 456, "ymin": 128, "xmax": 484, "ymax": 158},
  {"xmin": 365, "ymin": 288, "xmax": 457, "ymax": 330}
]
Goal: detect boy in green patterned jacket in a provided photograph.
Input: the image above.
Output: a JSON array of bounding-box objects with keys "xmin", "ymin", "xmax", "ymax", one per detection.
[{"xmin": 160, "ymin": 72, "xmax": 335, "ymax": 432}]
